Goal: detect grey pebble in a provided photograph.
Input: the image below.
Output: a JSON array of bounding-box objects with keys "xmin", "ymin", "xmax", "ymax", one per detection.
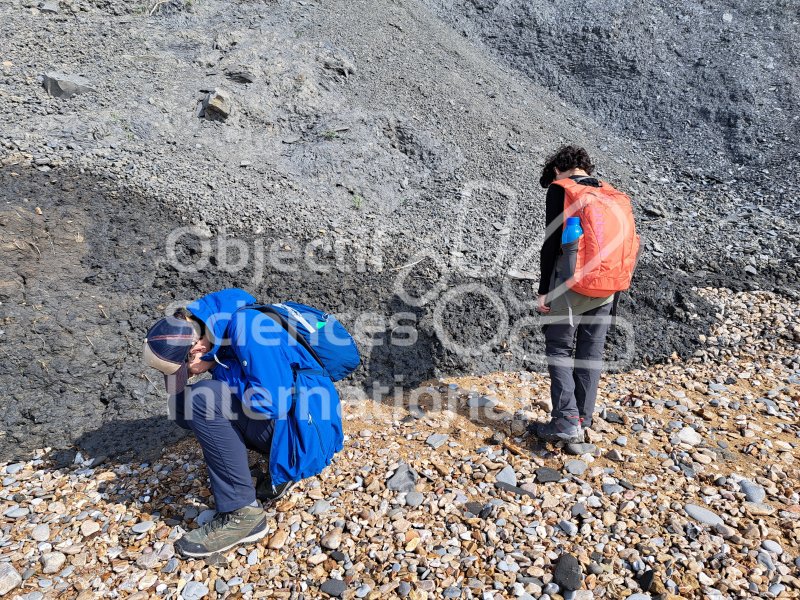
[
  {"xmin": 564, "ymin": 460, "xmax": 587, "ymax": 476},
  {"xmin": 31, "ymin": 524, "xmax": 50, "ymax": 542},
  {"xmin": 769, "ymin": 583, "xmax": 785, "ymax": 596},
  {"xmin": 739, "ymin": 480, "xmax": 766, "ymax": 503},
  {"xmin": 405, "ymin": 491, "xmax": 424, "ymax": 508},
  {"xmin": 162, "ymin": 557, "xmax": 179, "ymax": 574},
  {"xmin": 310, "ymin": 500, "xmax": 332, "ymax": 515},
  {"xmin": 559, "ymin": 520, "xmax": 578, "ymax": 536},
  {"xmin": 684, "ymin": 504, "xmax": 723, "ymax": 526},
  {"xmin": 320, "ymin": 578, "xmax": 346, "ymax": 597},
  {"xmin": 495, "ymin": 465, "xmax": 517, "ymax": 487},
  {"xmin": 761, "ymin": 540, "xmax": 782, "ymax": 555},
  {"xmin": 426, "ymin": 433, "xmax": 449, "ymax": 449},
  {"xmin": 131, "ymin": 520, "xmax": 154, "ymax": 534},
  {"xmin": 181, "ymin": 581, "xmax": 209, "ymax": 600},
  {"xmin": 387, "ymin": 463, "xmax": 419, "ymax": 493}
]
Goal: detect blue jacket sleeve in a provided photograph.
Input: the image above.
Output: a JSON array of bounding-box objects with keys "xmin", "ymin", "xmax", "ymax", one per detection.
[{"xmin": 229, "ymin": 309, "xmax": 296, "ymax": 418}]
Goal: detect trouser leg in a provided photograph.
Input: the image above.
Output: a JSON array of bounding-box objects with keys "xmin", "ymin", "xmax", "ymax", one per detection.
[
  {"xmin": 573, "ymin": 303, "xmax": 613, "ymax": 427},
  {"xmin": 543, "ymin": 317, "xmax": 579, "ymax": 422},
  {"xmin": 172, "ymin": 380, "xmax": 256, "ymax": 513}
]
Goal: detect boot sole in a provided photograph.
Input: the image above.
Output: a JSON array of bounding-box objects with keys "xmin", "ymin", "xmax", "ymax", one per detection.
[{"xmin": 176, "ymin": 522, "xmax": 268, "ymax": 558}]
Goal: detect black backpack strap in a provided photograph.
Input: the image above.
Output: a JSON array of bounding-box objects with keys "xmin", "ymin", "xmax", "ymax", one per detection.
[
  {"xmin": 610, "ymin": 292, "xmax": 621, "ymax": 335},
  {"xmin": 240, "ymin": 304, "xmax": 328, "ymax": 375}
]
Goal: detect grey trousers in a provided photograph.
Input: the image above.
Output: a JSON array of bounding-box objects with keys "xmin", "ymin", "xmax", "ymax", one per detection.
[{"xmin": 543, "ymin": 302, "xmax": 613, "ymax": 427}]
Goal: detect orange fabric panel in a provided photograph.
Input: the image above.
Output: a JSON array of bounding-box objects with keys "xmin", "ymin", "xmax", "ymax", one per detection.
[{"xmin": 550, "ymin": 178, "xmax": 640, "ymax": 296}]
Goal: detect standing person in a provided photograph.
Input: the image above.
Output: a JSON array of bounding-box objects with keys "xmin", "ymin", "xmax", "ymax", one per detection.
[
  {"xmin": 143, "ymin": 288, "xmax": 357, "ymax": 557},
  {"xmin": 532, "ymin": 145, "xmax": 639, "ymax": 443}
]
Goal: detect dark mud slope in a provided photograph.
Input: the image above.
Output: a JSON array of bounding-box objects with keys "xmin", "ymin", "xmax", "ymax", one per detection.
[
  {"xmin": 0, "ymin": 166, "xmax": 785, "ymax": 462},
  {"xmin": 429, "ymin": 0, "xmax": 800, "ymax": 204}
]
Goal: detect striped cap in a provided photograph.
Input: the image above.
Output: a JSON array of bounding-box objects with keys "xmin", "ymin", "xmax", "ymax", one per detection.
[{"xmin": 143, "ymin": 317, "xmax": 199, "ymax": 395}]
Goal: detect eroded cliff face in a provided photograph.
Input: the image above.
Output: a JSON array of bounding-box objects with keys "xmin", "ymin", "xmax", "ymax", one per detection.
[{"xmin": 0, "ymin": 0, "xmax": 797, "ymax": 459}]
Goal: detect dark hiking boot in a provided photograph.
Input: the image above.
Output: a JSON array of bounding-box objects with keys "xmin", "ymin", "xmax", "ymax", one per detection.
[
  {"xmin": 531, "ymin": 418, "xmax": 583, "ymax": 444},
  {"xmin": 255, "ymin": 473, "xmax": 297, "ymax": 503},
  {"xmin": 175, "ymin": 506, "xmax": 267, "ymax": 558}
]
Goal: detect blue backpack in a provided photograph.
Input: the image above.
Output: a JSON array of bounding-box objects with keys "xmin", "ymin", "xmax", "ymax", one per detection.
[{"xmin": 245, "ymin": 302, "xmax": 360, "ymax": 381}]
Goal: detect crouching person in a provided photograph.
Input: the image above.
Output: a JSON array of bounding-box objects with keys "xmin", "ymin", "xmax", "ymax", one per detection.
[{"xmin": 143, "ymin": 288, "xmax": 359, "ymax": 557}]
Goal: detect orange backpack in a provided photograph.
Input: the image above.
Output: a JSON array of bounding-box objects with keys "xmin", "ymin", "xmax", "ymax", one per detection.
[{"xmin": 551, "ymin": 178, "xmax": 640, "ymax": 298}]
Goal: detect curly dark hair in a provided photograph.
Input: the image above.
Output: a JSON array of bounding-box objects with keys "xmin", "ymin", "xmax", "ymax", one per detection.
[
  {"xmin": 539, "ymin": 145, "xmax": 595, "ymax": 188},
  {"xmin": 173, "ymin": 307, "xmax": 205, "ymax": 339}
]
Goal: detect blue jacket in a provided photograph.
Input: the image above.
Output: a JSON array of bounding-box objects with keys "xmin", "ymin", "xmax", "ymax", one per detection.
[{"xmin": 186, "ymin": 288, "xmax": 343, "ymax": 486}]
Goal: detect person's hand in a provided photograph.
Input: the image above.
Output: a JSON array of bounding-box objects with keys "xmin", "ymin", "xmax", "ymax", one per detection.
[{"xmin": 537, "ymin": 294, "xmax": 550, "ymax": 313}]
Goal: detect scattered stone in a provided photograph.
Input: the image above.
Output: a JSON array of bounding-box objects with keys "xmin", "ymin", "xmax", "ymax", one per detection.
[
  {"xmin": 564, "ymin": 443, "xmax": 597, "ymax": 455},
  {"xmin": 321, "ymin": 529, "xmax": 342, "ymax": 550},
  {"xmin": 4, "ymin": 507, "xmax": 29, "ymax": 519},
  {"xmin": 564, "ymin": 459, "xmax": 587, "ymax": 476},
  {"xmin": 320, "ymin": 579, "xmax": 347, "ymax": 597},
  {"xmin": 559, "ymin": 520, "xmax": 578, "ymax": 536},
  {"xmin": 637, "ymin": 569, "xmax": 655, "ymax": 592},
  {"xmin": 761, "ymin": 540, "xmax": 783, "ymax": 555},
  {"xmin": 0, "ymin": 564, "xmax": 22, "ymax": 596},
  {"xmin": 739, "ymin": 479, "xmax": 766, "ymax": 503},
  {"xmin": 467, "ymin": 396, "xmax": 498, "ymax": 409},
  {"xmin": 405, "ymin": 491, "xmax": 424, "ymax": 507},
  {"xmin": 309, "ymin": 500, "xmax": 332, "ymax": 515},
  {"xmin": 181, "ymin": 581, "xmax": 209, "ymax": 600},
  {"xmin": 745, "ymin": 502, "xmax": 776, "ymax": 516},
  {"xmin": 553, "ymin": 553, "xmax": 583, "ymax": 591},
  {"xmin": 80, "ymin": 520, "xmax": 100, "ymax": 537},
  {"xmin": 31, "ymin": 524, "xmax": 50, "ymax": 541},
  {"xmin": 40, "ymin": 552, "xmax": 66, "ymax": 574},
  {"xmin": 39, "ymin": 0, "xmax": 59, "ymax": 12},
  {"xmin": 684, "ymin": 504, "xmax": 723, "ymax": 526},
  {"xmin": 426, "ymin": 433, "xmax": 449, "ymax": 449},
  {"xmin": 41, "ymin": 72, "xmax": 96, "ymax": 98},
  {"xmin": 200, "ymin": 89, "xmax": 233, "ymax": 121},
  {"xmin": 131, "ymin": 521, "xmax": 154, "ymax": 534},
  {"xmin": 677, "ymin": 427, "xmax": 702, "ymax": 446},
  {"xmin": 495, "ymin": 465, "xmax": 517, "ymax": 486},
  {"xmin": 387, "ymin": 463, "xmax": 419, "ymax": 493},
  {"xmin": 535, "ymin": 467, "xmax": 562, "ymax": 483}
]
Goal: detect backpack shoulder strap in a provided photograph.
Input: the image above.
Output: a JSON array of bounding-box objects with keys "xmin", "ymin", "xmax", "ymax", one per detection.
[{"xmin": 238, "ymin": 304, "xmax": 328, "ymax": 375}]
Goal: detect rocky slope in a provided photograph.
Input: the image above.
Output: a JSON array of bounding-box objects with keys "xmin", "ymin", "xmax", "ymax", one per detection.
[
  {"xmin": 0, "ymin": 288, "xmax": 798, "ymax": 599},
  {"xmin": 0, "ymin": 0, "xmax": 798, "ymax": 466}
]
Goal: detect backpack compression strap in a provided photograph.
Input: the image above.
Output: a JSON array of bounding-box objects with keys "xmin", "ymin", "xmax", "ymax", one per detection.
[{"xmin": 240, "ymin": 304, "xmax": 329, "ymax": 377}]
